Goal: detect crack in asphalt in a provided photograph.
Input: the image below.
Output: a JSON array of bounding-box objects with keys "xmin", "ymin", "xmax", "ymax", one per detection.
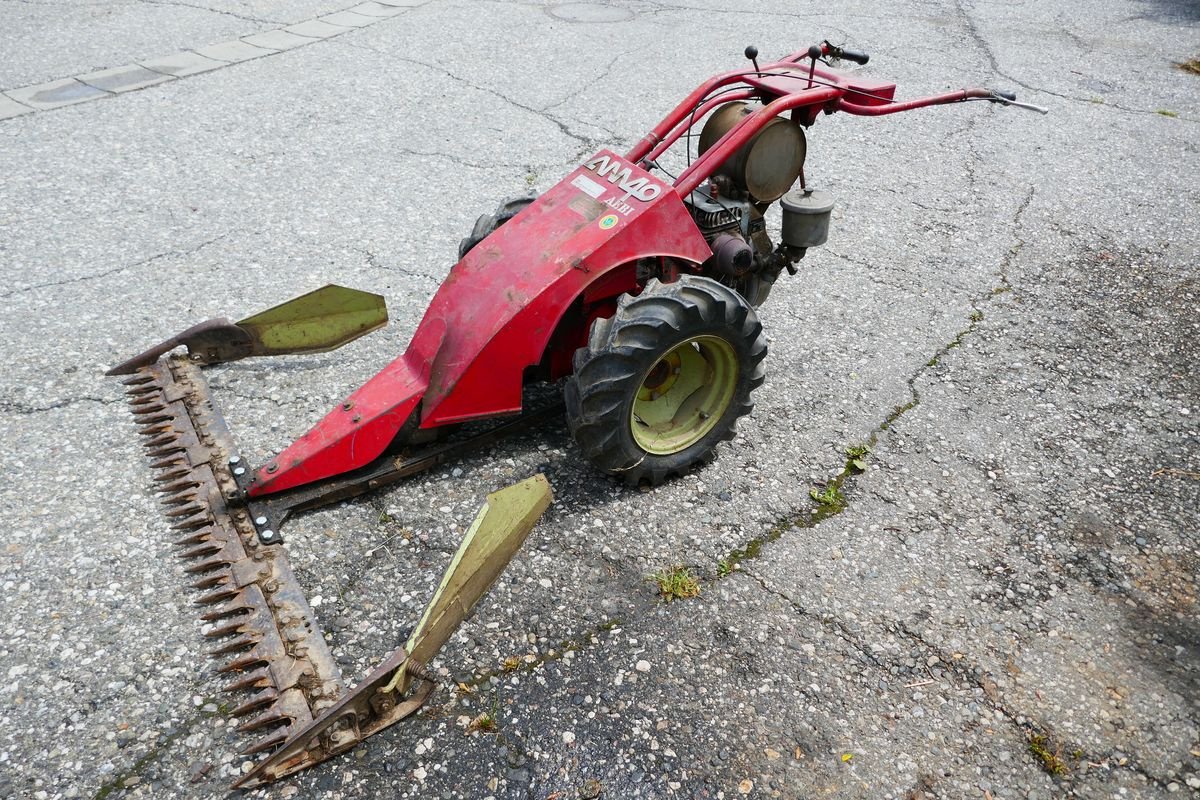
[
  {"xmin": 633, "ymin": 0, "xmax": 852, "ymax": 41},
  {"xmin": 391, "ymin": 145, "xmax": 539, "ymax": 173},
  {"xmin": 707, "ymin": 186, "xmax": 1182, "ymax": 790},
  {"xmin": 131, "ymin": 0, "xmax": 281, "ymax": 25},
  {"xmin": 0, "ymin": 233, "xmax": 232, "ymax": 300},
  {"xmin": 0, "ymin": 395, "xmax": 117, "ymax": 415},
  {"xmin": 954, "ymin": 0, "xmax": 1198, "ymax": 122},
  {"xmin": 91, "ymin": 701, "xmax": 223, "ymax": 800},
  {"xmin": 351, "ymin": 245, "xmax": 441, "ymax": 285},
  {"xmin": 9, "ymin": 0, "xmax": 277, "ymax": 22},
  {"xmin": 537, "ymin": 49, "xmax": 628, "ymax": 114},
  {"xmin": 331, "ymin": 39, "xmax": 612, "ymax": 162}
]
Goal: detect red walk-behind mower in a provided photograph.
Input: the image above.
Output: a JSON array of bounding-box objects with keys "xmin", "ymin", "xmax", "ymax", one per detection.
[{"xmin": 108, "ymin": 42, "xmax": 1043, "ymax": 788}]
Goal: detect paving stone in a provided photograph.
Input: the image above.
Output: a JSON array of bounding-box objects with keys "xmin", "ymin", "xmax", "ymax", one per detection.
[
  {"xmin": 240, "ymin": 29, "xmax": 320, "ymax": 52},
  {"xmin": 193, "ymin": 40, "xmax": 277, "ymax": 64},
  {"xmin": 317, "ymin": 10, "xmax": 379, "ymax": 28},
  {"xmin": 5, "ymin": 78, "xmax": 108, "ymax": 110},
  {"xmin": 77, "ymin": 64, "xmax": 174, "ymax": 94},
  {"xmin": 139, "ymin": 51, "xmax": 228, "ymax": 77},
  {"xmin": 0, "ymin": 94, "xmax": 34, "ymax": 120},
  {"xmin": 348, "ymin": 1, "xmax": 411, "ymax": 17},
  {"xmin": 283, "ymin": 19, "xmax": 353, "ymax": 39}
]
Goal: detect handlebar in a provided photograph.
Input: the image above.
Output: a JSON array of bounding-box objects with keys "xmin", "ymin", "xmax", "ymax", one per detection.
[
  {"xmin": 827, "ymin": 43, "xmax": 870, "ymax": 65},
  {"xmin": 988, "ymin": 90, "xmax": 1050, "ymax": 114}
]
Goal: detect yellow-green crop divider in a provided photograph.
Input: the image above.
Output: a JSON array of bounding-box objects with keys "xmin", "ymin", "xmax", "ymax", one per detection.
[
  {"xmin": 237, "ymin": 284, "xmax": 388, "ymax": 356},
  {"xmin": 235, "ymin": 473, "xmax": 554, "ymax": 789},
  {"xmin": 384, "ymin": 473, "xmax": 554, "ymax": 694}
]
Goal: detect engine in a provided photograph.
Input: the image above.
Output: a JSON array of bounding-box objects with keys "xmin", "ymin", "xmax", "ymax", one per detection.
[{"xmin": 678, "ymin": 101, "xmax": 836, "ymax": 305}]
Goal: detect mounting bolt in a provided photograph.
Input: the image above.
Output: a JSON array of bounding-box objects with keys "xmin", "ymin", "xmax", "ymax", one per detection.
[
  {"xmin": 342, "ymin": 401, "xmax": 354, "ymax": 411},
  {"xmin": 229, "ymin": 455, "xmax": 241, "ymax": 466},
  {"xmin": 261, "ymin": 530, "xmax": 276, "ymax": 542},
  {"xmin": 255, "ymin": 516, "xmax": 268, "ymax": 526},
  {"xmin": 233, "ymin": 467, "xmax": 246, "ymax": 476},
  {"xmin": 266, "ymin": 463, "xmax": 279, "ymax": 473}
]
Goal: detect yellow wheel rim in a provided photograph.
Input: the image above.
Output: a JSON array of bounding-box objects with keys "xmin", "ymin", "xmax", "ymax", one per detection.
[{"xmin": 630, "ymin": 335, "xmax": 739, "ymax": 455}]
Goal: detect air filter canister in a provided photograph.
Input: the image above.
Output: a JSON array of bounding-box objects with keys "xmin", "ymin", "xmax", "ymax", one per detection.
[{"xmin": 780, "ymin": 189, "xmax": 835, "ymax": 248}]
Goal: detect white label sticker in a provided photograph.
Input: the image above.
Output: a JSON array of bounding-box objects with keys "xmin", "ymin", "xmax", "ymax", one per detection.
[{"xmin": 571, "ymin": 174, "xmax": 606, "ymax": 199}]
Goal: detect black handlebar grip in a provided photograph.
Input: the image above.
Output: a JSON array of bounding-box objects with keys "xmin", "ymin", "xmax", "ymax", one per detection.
[
  {"xmin": 838, "ymin": 48, "xmax": 870, "ymax": 65},
  {"xmin": 993, "ymin": 90, "xmax": 1017, "ymax": 101}
]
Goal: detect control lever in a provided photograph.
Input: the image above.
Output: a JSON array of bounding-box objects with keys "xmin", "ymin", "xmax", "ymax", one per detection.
[{"xmin": 745, "ymin": 45, "xmax": 761, "ymax": 76}]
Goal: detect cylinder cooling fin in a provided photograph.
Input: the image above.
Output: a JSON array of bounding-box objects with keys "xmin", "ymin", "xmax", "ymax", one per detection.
[{"xmin": 697, "ymin": 102, "xmax": 807, "ymax": 203}]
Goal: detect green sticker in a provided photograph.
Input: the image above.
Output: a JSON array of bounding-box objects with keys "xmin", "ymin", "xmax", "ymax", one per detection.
[{"xmin": 599, "ymin": 214, "xmax": 619, "ymax": 230}]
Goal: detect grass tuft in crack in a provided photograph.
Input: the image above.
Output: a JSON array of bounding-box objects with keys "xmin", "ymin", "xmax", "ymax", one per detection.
[
  {"xmin": 809, "ymin": 484, "xmax": 846, "ymax": 509},
  {"xmin": 711, "ymin": 188, "xmax": 1034, "ymax": 582},
  {"xmin": 1028, "ymin": 731, "xmax": 1070, "ymax": 777},
  {"xmin": 845, "ymin": 443, "xmax": 871, "ymax": 473},
  {"xmin": 650, "ymin": 566, "xmax": 701, "ymax": 601},
  {"xmin": 466, "ymin": 696, "xmax": 501, "ymax": 734}
]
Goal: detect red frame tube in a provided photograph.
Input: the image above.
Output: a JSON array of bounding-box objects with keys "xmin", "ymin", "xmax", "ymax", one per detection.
[
  {"xmin": 628, "ymin": 45, "xmax": 998, "ymax": 199},
  {"xmin": 625, "ymin": 57, "xmax": 816, "ymax": 164},
  {"xmin": 836, "ymin": 88, "xmax": 994, "ymax": 116},
  {"xmin": 641, "ymin": 89, "xmax": 756, "ymax": 165}
]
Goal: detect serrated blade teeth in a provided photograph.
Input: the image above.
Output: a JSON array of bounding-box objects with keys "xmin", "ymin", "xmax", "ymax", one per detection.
[
  {"xmin": 170, "ymin": 513, "xmax": 210, "ymax": 531},
  {"xmin": 184, "ymin": 556, "xmax": 229, "ymax": 574},
  {"xmin": 161, "ymin": 492, "xmax": 199, "ymax": 510},
  {"xmin": 222, "ymin": 668, "xmax": 271, "ymax": 694},
  {"xmin": 165, "ymin": 501, "xmax": 205, "ymax": 518},
  {"xmin": 116, "ymin": 358, "xmax": 351, "ymax": 771},
  {"xmin": 154, "ymin": 467, "xmax": 191, "ymax": 484},
  {"xmin": 220, "ymin": 654, "xmax": 268, "ymax": 674},
  {"xmin": 191, "ymin": 573, "xmax": 233, "ymax": 594},
  {"xmin": 201, "ymin": 601, "xmax": 249, "ymax": 622},
  {"xmin": 179, "ymin": 542, "xmax": 221, "ymax": 560},
  {"xmin": 231, "ymin": 689, "xmax": 279, "ymax": 718},
  {"xmin": 145, "ymin": 432, "xmax": 179, "ymax": 449},
  {"xmin": 195, "ymin": 589, "xmax": 237, "ymax": 607},
  {"xmin": 159, "ymin": 477, "xmax": 198, "ymax": 494},
  {"xmin": 205, "ymin": 619, "xmax": 247, "ymax": 640},
  {"xmin": 209, "ymin": 634, "xmax": 257, "ymax": 656},
  {"xmin": 237, "ymin": 709, "xmax": 289, "ymax": 734},
  {"xmin": 173, "ymin": 528, "xmax": 212, "ymax": 547},
  {"xmin": 130, "ymin": 393, "xmax": 164, "ymax": 406},
  {"xmin": 150, "ymin": 454, "xmax": 187, "ymax": 470},
  {"xmin": 241, "ymin": 730, "xmax": 291, "ymax": 755}
]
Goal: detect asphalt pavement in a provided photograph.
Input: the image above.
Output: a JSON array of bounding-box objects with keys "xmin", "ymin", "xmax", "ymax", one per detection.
[{"xmin": 0, "ymin": 1, "xmax": 1197, "ymax": 799}]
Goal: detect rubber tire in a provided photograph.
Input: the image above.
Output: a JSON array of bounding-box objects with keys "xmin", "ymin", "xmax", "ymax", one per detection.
[
  {"xmin": 458, "ymin": 195, "xmax": 536, "ymax": 260},
  {"xmin": 565, "ymin": 275, "xmax": 767, "ymax": 486}
]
